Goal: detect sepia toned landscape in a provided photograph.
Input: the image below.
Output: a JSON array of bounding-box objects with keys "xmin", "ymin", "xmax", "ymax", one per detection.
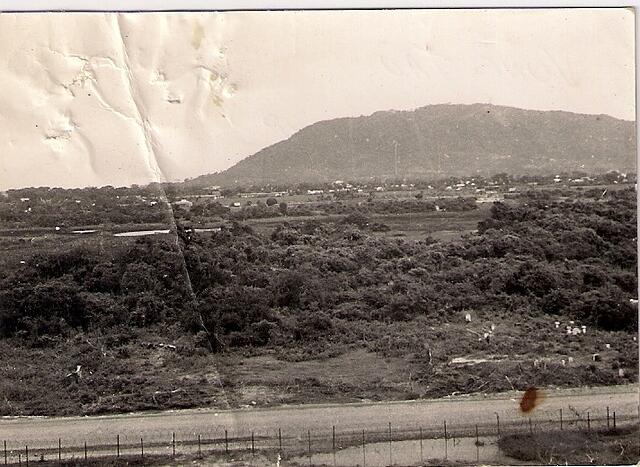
[{"xmin": 0, "ymin": 8, "xmax": 637, "ymax": 467}]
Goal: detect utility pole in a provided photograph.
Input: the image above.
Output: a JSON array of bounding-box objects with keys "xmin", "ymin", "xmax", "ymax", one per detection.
[{"xmin": 393, "ymin": 140, "xmax": 399, "ymax": 178}]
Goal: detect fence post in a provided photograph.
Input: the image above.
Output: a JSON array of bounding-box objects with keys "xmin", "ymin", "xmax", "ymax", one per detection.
[
  {"xmin": 443, "ymin": 420, "xmax": 448, "ymax": 460},
  {"xmin": 606, "ymin": 406, "xmax": 610, "ymax": 428},
  {"xmin": 278, "ymin": 428, "xmax": 282, "ymax": 454},
  {"xmin": 198, "ymin": 434, "xmax": 201, "ymax": 457},
  {"xmin": 141, "ymin": 437, "xmax": 144, "ymax": 459},
  {"xmin": 496, "ymin": 413, "xmax": 500, "ymax": 435},
  {"xmin": 613, "ymin": 411, "xmax": 616, "ymax": 430},
  {"xmin": 4, "ymin": 440, "xmax": 7, "ymax": 465},
  {"xmin": 307, "ymin": 430, "xmax": 312, "ymax": 466},
  {"xmin": 475, "ymin": 424, "xmax": 480, "ymax": 463},
  {"xmin": 587, "ymin": 412, "xmax": 591, "ymax": 432},
  {"xmin": 116, "ymin": 434, "xmax": 120, "ymax": 458},
  {"xmin": 332, "ymin": 425, "xmax": 337, "ymax": 467},
  {"xmin": 332, "ymin": 425, "xmax": 336, "ymax": 466},
  {"xmin": 225, "ymin": 429, "xmax": 229, "ymax": 454},
  {"xmin": 58, "ymin": 438, "xmax": 61, "ymax": 463},
  {"xmin": 251, "ymin": 431, "xmax": 255, "ymax": 456},
  {"xmin": 419, "ymin": 427, "xmax": 423, "ymax": 462},
  {"xmin": 559, "ymin": 409, "xmax": 563, "ymax": 431},
  {"xmin": 361, "ymin": 429, "xmax": 366, "ymax": 467},
  {"xmin": 388, "ymin": 422, "xmax": 392, "ymax": 466},
  {"xmin": 25, "ymin": 446, "xmax": 28, "ymax": 467},
  {"xmin": 17, "ymin": 453, "xmax": 20, "ymax": 466},
  {"xmin": 172, "ymin": 432, "xmax": 176, "ymax": 457},
  {"xmin": 84, "ymin": 441, "xmax": 87, "ymax": 461}
]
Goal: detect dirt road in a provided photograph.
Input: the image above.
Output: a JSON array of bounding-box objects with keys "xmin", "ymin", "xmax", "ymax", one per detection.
[{"xmin": 1, "ymin": 385, "xmax": 637, "ymax": 451}]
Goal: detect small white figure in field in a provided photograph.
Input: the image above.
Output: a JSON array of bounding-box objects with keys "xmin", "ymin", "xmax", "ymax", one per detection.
[
  {"xmin": 592, "ymin": 353, "xmax": 601, "ymax": 362},
  {"xmin": 605, "ymin": 343, "xmax": 611, "ymax": 349},
  {"xmin": 55, "ymin": 226, "xmax": 60, "ymax": 231},
  {"xmin": 491, "ymin": 323, "xmax": 496, "ymax": 331},
  {"xmin": 618, "ymin": 369, "xmax": 625, "ymax": 378},
  {"xmin": 554, "ymin": 321, "xmax": 560, "ymax": 328},
  {"xmin": 633, "ymin": 337, "xmax": 637, "ymax": 342},
  {"xmin": 572, "ymin": 327, "xmax": 581, "ymax": 336},
  {"xmin": 533, "ymin": 359, "xmax": 539, "ymax": 368},
  {"xmin": 566, "ymin": 327, "xmax": 572, "ymax": 335},
  {"xmin": 561, "ymin": 359, "xmax": 566, "ymax": 366},
  {"xmin": 581, "ymin": 325, "xmax": 587, "ymax": 334},
  {"xmin": 569, "ymin": 321, "xmax": 574, "ymax": 325},
  {"xmin": 465, "ymin": 313, "xmax": 472, "ymax": 323}
]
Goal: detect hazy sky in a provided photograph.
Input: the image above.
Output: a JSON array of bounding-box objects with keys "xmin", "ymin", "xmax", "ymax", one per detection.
[{"xmin": 0, "ymin": 8, "xmax": 635, "ymax": 189}]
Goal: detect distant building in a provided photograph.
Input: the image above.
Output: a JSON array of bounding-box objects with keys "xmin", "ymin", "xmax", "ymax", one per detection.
[
  {"xmin": 239, "ymin": 191, "xmax": 287, "ymax": 198},
  {"xmin": 173, "ymin": 199, "xmax": 193, "ymax": 210},
  {"xmin": 477, "ymin": 195, "xmax": 504, "ymax": 203}
]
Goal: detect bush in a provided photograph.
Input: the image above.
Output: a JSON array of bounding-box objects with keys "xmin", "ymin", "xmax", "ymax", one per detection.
[{"xmin": 571, "ymin": 287, "xmax": 637, "ymax": 331}]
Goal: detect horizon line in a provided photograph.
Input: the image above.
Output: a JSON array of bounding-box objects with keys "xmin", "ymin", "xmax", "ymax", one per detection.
[{"xmin": 2, "ymin": 102, "xmax": 636, "ymax": 191}]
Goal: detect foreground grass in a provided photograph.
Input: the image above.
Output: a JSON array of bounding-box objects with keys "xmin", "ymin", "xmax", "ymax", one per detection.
[
  {"xmin": 498, "ymin": 425, "xmax": 640, "ymax": 465},
  {"xmin": 0, "ymin": 311, "xmax": 636, "ymax": 417}
]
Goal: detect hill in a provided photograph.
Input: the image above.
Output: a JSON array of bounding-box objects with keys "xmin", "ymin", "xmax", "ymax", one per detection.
[{"xmin": 191, "ymin": 104, "xmax": 635, "ymax": 186}]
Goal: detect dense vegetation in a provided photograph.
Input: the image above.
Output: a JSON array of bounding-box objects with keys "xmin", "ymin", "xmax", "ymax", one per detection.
[
  {"xmin": 1, "ymin": 188, "xmax": 636, "ymax": 346},
  {"xmin": 0, "ymin": 185, "xmax": 171, "ymax": 227}
]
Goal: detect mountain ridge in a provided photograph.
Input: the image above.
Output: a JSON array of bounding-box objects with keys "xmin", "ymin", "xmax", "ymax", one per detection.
[{"xmin": 190, "ymin": 104, "xmax": 636, "ymax": 186}]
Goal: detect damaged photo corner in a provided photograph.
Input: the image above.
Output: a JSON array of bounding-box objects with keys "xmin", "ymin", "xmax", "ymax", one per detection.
[{"xmin": 0, "ymin": 2, "xmax": 638, "ymax": 466}]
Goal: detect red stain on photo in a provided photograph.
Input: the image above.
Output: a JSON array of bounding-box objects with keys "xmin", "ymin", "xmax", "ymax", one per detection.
[{"xmin": 520, "ymin": 387, "xmax": 542, "ymax": 413}]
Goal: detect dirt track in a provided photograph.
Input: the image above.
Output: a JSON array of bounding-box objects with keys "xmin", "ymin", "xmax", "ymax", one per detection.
[{"xmin": 0, "ymin": 384, "xmax": 637, "ymax": 452}]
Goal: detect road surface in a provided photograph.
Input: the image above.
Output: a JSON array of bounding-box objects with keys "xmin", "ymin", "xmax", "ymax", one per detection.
[{"xmin": 0, "ymin": 384, "xmax": 637, "ymax": 452}]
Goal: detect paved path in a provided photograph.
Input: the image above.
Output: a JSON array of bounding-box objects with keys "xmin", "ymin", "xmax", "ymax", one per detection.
[{"xmin": 0, "ymin": 385, "xmax": 637, "ymax": 451}]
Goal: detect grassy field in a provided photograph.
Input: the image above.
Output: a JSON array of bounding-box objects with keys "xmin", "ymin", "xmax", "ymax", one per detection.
[
  {"xmin": 0, "ymin": 309, "xmax": 635, "ymax": 416},
  {"xmin": 498, "ymin": 425, "xmax": 639, "ymax": 465},
  {"xmin": 369, "ymin": 208, "xmax": 487, "ymax": 241},
  {"xmin": 242, "ymin": 206, "xmax": 490, "ymax": 242}
]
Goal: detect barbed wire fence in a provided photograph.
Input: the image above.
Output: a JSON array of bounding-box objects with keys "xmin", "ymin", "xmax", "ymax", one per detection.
[{"xmin": 1, "ymin": 405, "xmax": 635, "ymax": 466}]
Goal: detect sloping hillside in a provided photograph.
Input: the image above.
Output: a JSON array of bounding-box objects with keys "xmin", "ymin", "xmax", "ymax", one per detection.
[{"xmin": 192, "ymin": 104, "xmax": 635, "ymax": 186}]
